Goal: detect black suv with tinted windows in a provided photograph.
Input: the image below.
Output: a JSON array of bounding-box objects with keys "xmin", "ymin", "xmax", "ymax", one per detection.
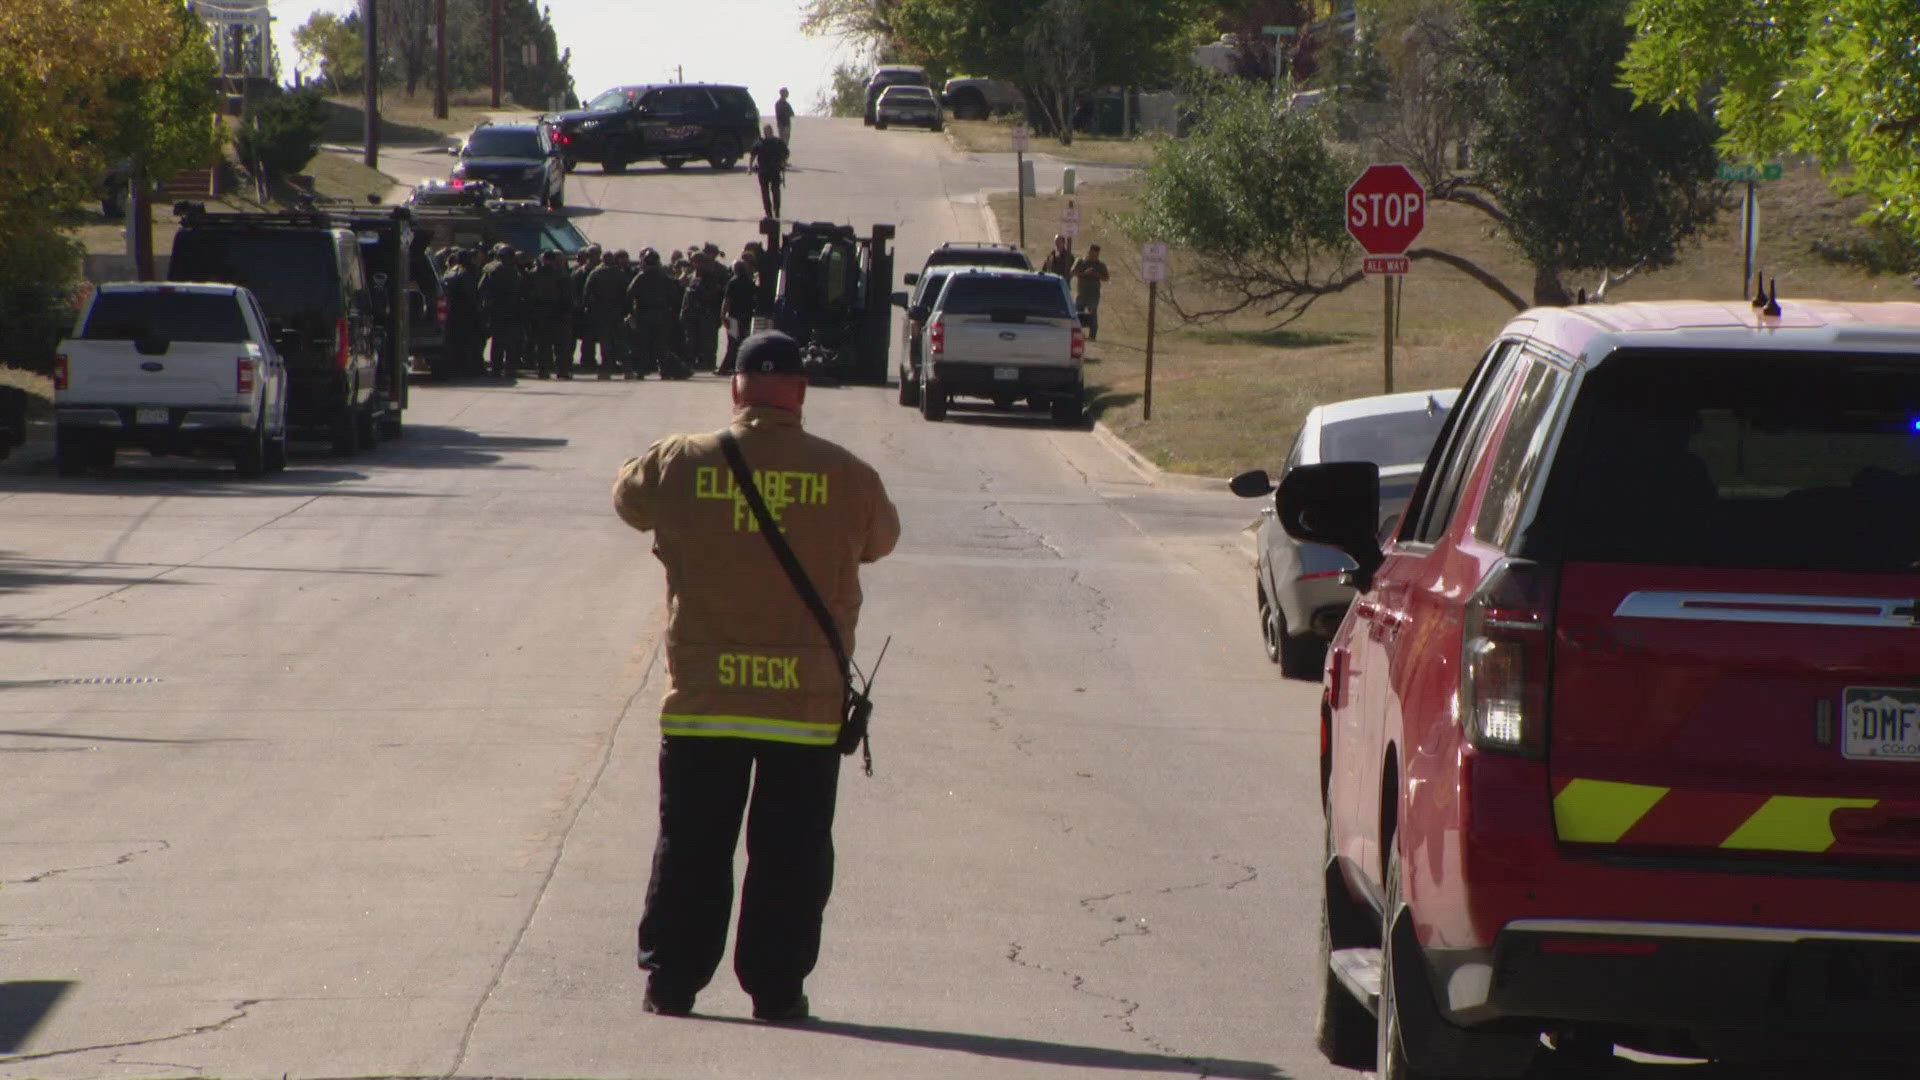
[
  {"xmin": 450, "ymin": 121, "xmax": 565, "ymax": 209},
  {"xmin": 548, "ymin": 83, "xmax": 759, "ymax": 173}
]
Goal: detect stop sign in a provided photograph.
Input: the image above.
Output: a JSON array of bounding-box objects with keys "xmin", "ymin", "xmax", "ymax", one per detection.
[{"xmin": 1346, "ymin": 163, "xmax": 1426, "ymax": 255}]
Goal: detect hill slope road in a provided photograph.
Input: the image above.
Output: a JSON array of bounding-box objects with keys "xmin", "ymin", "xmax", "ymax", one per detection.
[{"xmin": 2, "ymin": 118, "xmax": 1317, "ymax": 1079}]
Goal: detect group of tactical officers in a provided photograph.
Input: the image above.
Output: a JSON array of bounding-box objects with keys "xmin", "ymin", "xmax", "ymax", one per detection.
[{"xmin": 437, "ymin": 241, "xmax": 769, "ymax": 384}]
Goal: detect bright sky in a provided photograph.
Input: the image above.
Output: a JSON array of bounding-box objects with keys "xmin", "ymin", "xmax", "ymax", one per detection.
[{"xmin": 269, "ymin": 0, "xmax": 860, "ymax": 117}]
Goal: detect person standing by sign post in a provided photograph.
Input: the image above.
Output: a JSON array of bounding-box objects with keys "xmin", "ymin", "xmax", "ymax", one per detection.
[{"xmin": 1070, "ymin": 243, "xmax": 1109, "ymax": 341}]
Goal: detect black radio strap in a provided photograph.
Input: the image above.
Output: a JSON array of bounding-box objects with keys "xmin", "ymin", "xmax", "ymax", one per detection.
[{"xmin": 718, "ymin": 431, "xmax": 867, "ymax": 766}]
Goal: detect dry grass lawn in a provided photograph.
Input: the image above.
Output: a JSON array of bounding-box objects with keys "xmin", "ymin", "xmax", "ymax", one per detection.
[
  {"xmin": 318, "ymin": 92, "xmax": 530, "ymax": 146},
  {"xmin": 945, "ymin": 117, "xmax": 1165, "ymax": 166},
  {"xmin": 992, "ymin": 161, "xmax": 1914, "ymax": 478}
]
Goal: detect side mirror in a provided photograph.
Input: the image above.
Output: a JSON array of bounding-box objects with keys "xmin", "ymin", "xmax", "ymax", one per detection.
[
  {"xmin": 1277, "ymin": 462, "xmax": 1384, "ymax": 591},
  {"xmin": 889, "ymin": 290, "xmax": 909, "ymax": 309},
  {"xmin": 1228, "ymin": 469, "xmax": 1274, "ymax": 498},
  {"xmin": 903, "ymin": 272, "xmax": 919, "ymax": 286}
]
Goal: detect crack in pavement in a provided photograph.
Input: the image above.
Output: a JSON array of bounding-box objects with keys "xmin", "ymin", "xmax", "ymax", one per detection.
[
  {"xmin": 0, "ymin": 999, "xmax": 259, "ymax": 1065},
  {"xmin": 5, "ymin": 839, "xmax": 170, "ymax": 885}
]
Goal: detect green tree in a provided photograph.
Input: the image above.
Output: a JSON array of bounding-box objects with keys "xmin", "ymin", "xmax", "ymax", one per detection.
[
  {"xmin": 892, "ymin": 0, "xmax": 1213, "ymax": 142},
  {"xmin": 292, "ymin": 10, "xmax": 363, "ymax": 93},
  {"xmin": 236, "ymin": 87, "xmax": 326, "ymax": 181},
  {"xmin": 1621, "ymin": 0, "xmax": 1920, "ymax": 243},
  {"xmin": 816, "ymin": 63, "xmax": 868, "ymax": 118},
  {"xmin": 1123, "ymin": 76, "xmax": 1360, "ymax": 323}
]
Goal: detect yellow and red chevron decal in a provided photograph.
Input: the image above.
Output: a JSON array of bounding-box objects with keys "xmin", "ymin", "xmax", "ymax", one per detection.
[{"xmin": 1553, "ymin": 778, "xmax": 1879, "ymax": 854}]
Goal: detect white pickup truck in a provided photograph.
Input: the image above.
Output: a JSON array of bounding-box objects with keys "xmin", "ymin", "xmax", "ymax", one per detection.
[
  {"xmin": 54, "ymin": 282, "xmax": 290, "ymax": 478},
  {"xmin": 918, "ymin": 269, "xmax": 1085, "ymax": 424}
]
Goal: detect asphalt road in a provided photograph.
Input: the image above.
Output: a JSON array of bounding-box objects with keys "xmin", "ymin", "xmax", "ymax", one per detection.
[{"xmin": 2, "ymin": 119, "xmax": 1802, "ymax": 1079}]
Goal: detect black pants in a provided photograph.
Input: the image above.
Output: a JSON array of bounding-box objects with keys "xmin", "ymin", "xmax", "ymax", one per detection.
[
  {"xmin": 757, "ymin": 174, "xmax": 783, "ymax": 218},
  {"xmin": 637, "ymin": 735, "xmax": 839, "ymax": 1009}
]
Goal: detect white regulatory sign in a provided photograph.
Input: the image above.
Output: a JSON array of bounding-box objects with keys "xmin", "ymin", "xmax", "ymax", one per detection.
[
  {"xmin": 1011, "ymin": 125, "xmax": 1031, "ymax": 153},
  {"xmin": 1141, "ymin": 241, "xmax": 1169, "ymax": 283},
  {"xmin": 1061, "ymin": 204, "xmax": 1080, "ymax": 238}
]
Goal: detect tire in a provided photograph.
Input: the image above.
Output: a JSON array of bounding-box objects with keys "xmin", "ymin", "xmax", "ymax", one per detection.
[
  {"xmin": 54, "ymin": 426, "xmax": 92, "ymax": 477},
  {"xmin": 603, "ymin": 159, "xmax": 627, "ymax": 174},
  {"xmin": 264, "ymin": 429, "xmax": 288, "ymax": 472},
  {"xmin": 931, "ymin": 121, "xmax": 944, "ymax": 132},
  {"xmin": 233, "ymin": 420, "xmax": 266, "ymax": 479},
  {"xmin": 662, "ymin": 157, "xmax": 686, "ymax": 171},
  {"xmin": 1258, "ymin": 585, "xmax": 1283, "ymax": 664},
  {"xmin": 920, "ymin": 379, "xmax": 947, "ymax": 421},
  {"xmin": 331, "ymin": 407, "xmax": 360, "ymax": 456},
  {"xmin": 562, "ymin": 155, "xmax": 577, "ymax": 174},
  {"xmin": 897, "ymin": 367, "xmax": 919, "ymax": 407},
  {"xmin": 1050, "ymin": 395, "xmax": 1083, "ymax": 425},
  {"xmin": 707, "ymin": 136, "xmax": 740, "ymax": 170},
  {"xmin": 1378, "ymin": 846, "xmax": 1436, "ymax": 1080},
  {"xmin": 954, "ymin": 91, "xmax": 988, "ymax": 121},
  {"xmin": 379, "ymin": 409, "xmax": 403, "ymax": 441},
  {"xmin": 875, "ymin": 120, "xmax": 888, "ymax": 130},
  {"xmin": 1281, "ymin": 629, "xmax": 1327, "ymax": 681},
  {"xmin": 1319, "ymin": 821, "xmax": 1378, "ymax": 1069},
  {"xmin": 356, "ymin": 406, "xmax": 380, "ymax": 449}
]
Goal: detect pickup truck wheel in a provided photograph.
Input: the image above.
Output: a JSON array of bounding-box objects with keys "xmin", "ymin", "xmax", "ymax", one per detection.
[
  {"xmin": 1281, "ymin": 630, "xmax": 1327, "ymax": 681},
  {"xmin": 265, "ymin": 430, "xmax": 288, "ymax": 472},
  {"xmin": 921, "ymin": 380, "xmax": 947, "ymax": 421},
  {"xmin": 603, "ymin": 158, "xmax": 627, "ymax": 174},
  {"xmin": 331, "ymin": 409, "xmax": 360, "ymax": 456},
  {"xmin": 1319, "ymin": 823, "xmax": 1378, "ymax": 1068},
  {"xmin": 898, "ymin": 367, "xmax": 920, "ymax": 407},
  {"xmin": 233, "ymin": 421, "xmax": 267, "ymax": 479},
  {"xmin": 875, "ymin": 120, "xmax": 889, "ymax": 130},
  {"xmin": 662, "ymin": 157, "xmax": 686, "ymax": 171},
  {"xmin": 1050, "ymin": 396, "xmax": 1083, "ymax": 425}
]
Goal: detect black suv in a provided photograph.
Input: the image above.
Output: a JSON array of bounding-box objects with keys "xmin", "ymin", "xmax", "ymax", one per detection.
[
  {"xmin": 168, "ymin": 205, "xmax": 407, "ymax": 454},
  {"xmin": 451, "ymin": 121, "xmax": 566, "ymax": 209},
  {"xmin": 549, "ymin": 83, "xmax": 758, "ymax": 173}
]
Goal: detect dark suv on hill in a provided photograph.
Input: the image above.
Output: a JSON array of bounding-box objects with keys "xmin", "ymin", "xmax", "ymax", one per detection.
[
  {"xmin": 450, "ymin": 121, "xmax": 565, "ymax": 209},
  {"xmin": 548, "ymin": 83, "xmax": 758, "ymax": 173}
]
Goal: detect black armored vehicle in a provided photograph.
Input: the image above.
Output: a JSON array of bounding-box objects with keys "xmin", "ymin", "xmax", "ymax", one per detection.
[{"xmin": 761, "ymin": 219, "xmax": 896, "ymax": 385}]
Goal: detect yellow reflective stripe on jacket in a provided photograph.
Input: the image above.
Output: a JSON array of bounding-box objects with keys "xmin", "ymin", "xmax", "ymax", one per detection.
[{"xmin": 661, "ymin": 713, "xmax": 839, "ymax": 746}]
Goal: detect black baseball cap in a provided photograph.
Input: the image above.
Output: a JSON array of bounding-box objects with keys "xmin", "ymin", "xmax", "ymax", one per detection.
[{"xmin": 735, "ymin": 331, "xmax": 804, "ymax": 375}]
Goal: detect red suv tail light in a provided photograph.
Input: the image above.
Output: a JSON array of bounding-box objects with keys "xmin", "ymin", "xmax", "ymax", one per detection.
[
  {"xmin": 54, "ymin": 354, "xmax": 68, "ymax": 391},
  {"xmin": 1460, "ymin": 557, "xmax": 1555, "ymax": 755},
  {"xmin": 335, "ymin": 318, "xmax": 351, "ymax": 369},
  {"xmin": 236, "ymin": 357, "xmax": 255, "ymax": 394},
  {"xmin": 1071, "ymin": 325, "xmax": 1085, "ymax": 359},
  {"xmin": 436, "ymin": 294, "xmax": 449, "ymax": 326},
  {"xmin": 928, "ymin": 318, "xmax": 945, "ymax": 356}
]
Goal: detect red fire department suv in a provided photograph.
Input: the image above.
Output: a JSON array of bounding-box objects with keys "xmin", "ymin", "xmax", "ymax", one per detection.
[{"xmin": 1248, "ymin": 298, "xmax": 1920, "ymax": 1076}]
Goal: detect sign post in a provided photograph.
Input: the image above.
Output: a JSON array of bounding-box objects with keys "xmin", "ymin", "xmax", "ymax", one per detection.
[
  {"xmin": 1346, "ymin": 163, "xmax": 1426, "ymax": 393},
  {"xmin": 1718, "ymin": 162, "xmax": 1781, "ymax": 296},
  {"xmin": 1012, "ymin": 124, "xmax": 1031, "ymax": 250},
  {"xmin": 1141, "ymin": 241, "xmax": 1168, "ymax": 420},
  {"xmin": 1261, "ymin": 25, "xmax": 1297, "ymax": 97}
]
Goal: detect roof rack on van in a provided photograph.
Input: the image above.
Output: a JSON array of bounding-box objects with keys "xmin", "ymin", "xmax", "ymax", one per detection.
[{"xmin": 938, "ymin": 240, "xmax": 1020, "ymax": 250}]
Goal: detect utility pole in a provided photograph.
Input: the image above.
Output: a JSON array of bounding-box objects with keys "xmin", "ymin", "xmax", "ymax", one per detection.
[
  {"xmin": 490, "ymin": 0, "xmax": 503, "ymax": 108},
  {"xmin": 433, "ymin": 0, "xmax": 448, "ymax": 120},
  {"xmin": 362, "ymin": 0, "xmax": 379, "ymax": 170}
]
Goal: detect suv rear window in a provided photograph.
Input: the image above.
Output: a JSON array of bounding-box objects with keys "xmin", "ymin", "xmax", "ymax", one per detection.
[
  {"xmin": 1544, "ymin": 349, "xmax": 1920, "ymax": 573},
  {"xmin": 170, "ymin": 232, "xmax": 341, "ymax": 324},
  {"xmin": 927, "ymin": 249, "xmax": 1031, "ymax": 271},
  {"xmin": 83, "ymin": 292, "xmax": 248, "ymax": 343},
  {"xmin": 936, "ymin": 276, "xmax": 1074, "ymax": 318},
  {"xmin": 466, "ymin": 127, "xmax": 543, "ymax": 157},
  {"xmin": 709, "ymin": 87, "xmax": 757, "ymax": 117}
]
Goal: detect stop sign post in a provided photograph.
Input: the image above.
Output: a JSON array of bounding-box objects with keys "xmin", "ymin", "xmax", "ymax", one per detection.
[{"xmin": 1346, "ymin": 163, "xmax": 1426, "ymax": 392}]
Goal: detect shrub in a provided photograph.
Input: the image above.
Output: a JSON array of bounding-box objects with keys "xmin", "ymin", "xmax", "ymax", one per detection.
[{"xmin": 235, "ymin": 87, "xmax": 325, "ymax": 181}]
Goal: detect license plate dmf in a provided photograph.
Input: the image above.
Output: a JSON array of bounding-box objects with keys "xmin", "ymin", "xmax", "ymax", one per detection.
[
  {"xmin": 135, "ymin": 407, "xmax": 169, "ymax": 426},
  {"xmin": 1842, "ymin": 686, "xmax": 1920, "ymax": 761},
  {"xmin": 993, "ymin": 366, "xmax": 1019, "ymax": 381}
]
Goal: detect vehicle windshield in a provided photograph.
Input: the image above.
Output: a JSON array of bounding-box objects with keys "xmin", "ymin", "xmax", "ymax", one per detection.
[
  {"xmin": 1320, "ymin": 408, "xmax": 1452, "ymax": 466},
  {"xmin": 587, "ymin": 89, "xmax": 633, "ymax": 112},
  {"xmin": 82, "ymin": 291, "xmax": 248, "ymax": 343},
  {"xmin": 169, "ymin": 232, "xmax": 339, "ymax": 324},
  {"xmin": 465, "ymin": 128, "xmax": 543, "ymax": 157},
  {"xmin": 1545, "ymin": 349, "xmax": 1920, "ymax": 573},
  {"xmin": 935, "ymin": 276, "xmax": 1074, "ymax": 318}
]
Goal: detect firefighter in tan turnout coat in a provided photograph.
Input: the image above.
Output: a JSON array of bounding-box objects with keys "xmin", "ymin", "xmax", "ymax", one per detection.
[{"xmin": 612, "ymin": 330, "xmax": 900, "ymax": 1023}]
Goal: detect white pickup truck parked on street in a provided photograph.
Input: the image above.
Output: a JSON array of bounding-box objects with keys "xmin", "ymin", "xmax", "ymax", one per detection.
[
  {"xmin": 915, "ymin": 269, "xmax": 1086, "ymax": 424},
  {"xmin": 54, "ymin": 282, "xmax": 290, "ymax": 478}
]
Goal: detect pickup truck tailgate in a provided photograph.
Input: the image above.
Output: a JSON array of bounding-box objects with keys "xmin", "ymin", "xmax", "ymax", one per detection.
[
  {"xmin": 63, "ymin": 340, "xmax": 248, "ymax": 407},
  {"xmin": 944, "ymin": 313, "xmax": 1077, "ymax": 366}
]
